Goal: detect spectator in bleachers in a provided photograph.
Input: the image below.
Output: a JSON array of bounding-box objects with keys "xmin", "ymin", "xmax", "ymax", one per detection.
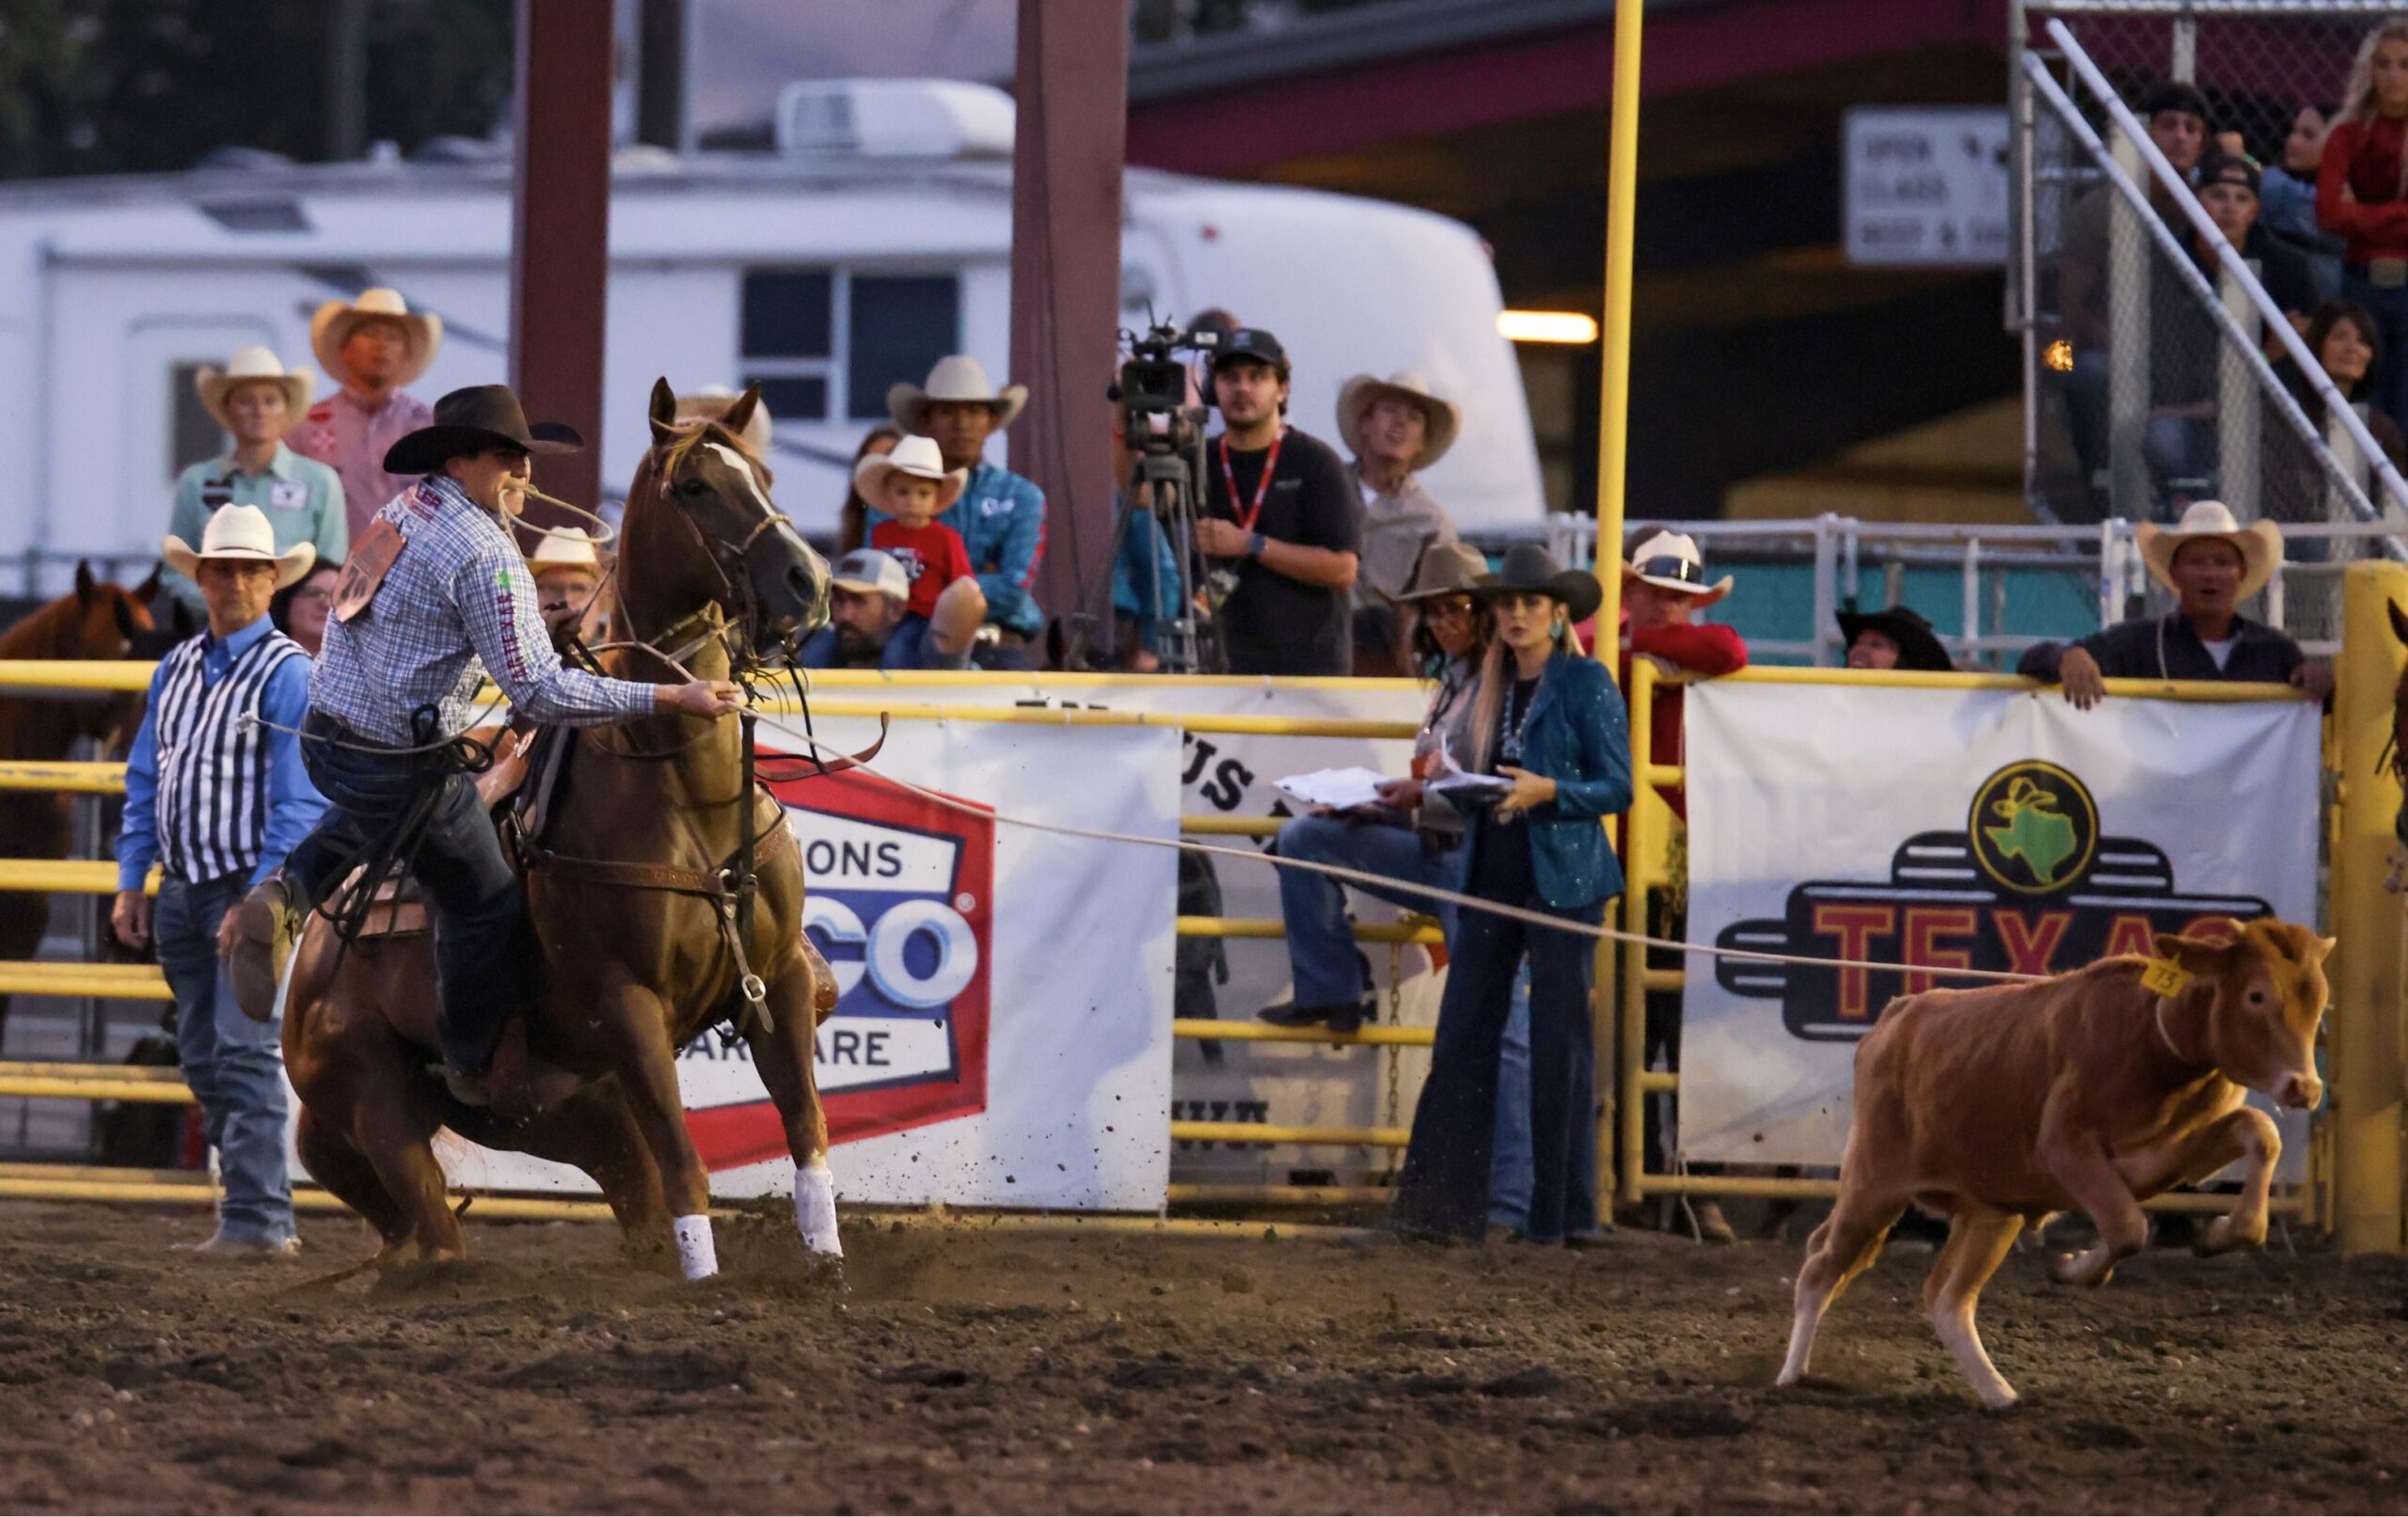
[
  {"xmin": 2268, "ymin": 299, "xmax": 2408, "ymax": 520},
  {"xmin": 2062, "ymin": 82, "xmax": 2215, "ymax": 489},
  {"xmin": 1838, "ymin": 605, "xmax": 1954, "ymax": 672},
  {"xmin": 1258, "ymin": 542, "xmax": 1490, "ymax": 1035},
  {"xmin": 2144, "ymin": 151, "xmax": 2323, "ymax": 514},
  {"xmin": 2018, "ymin": 498, "xmax": 2330, "ymax": 704},
  {"xmin": 528, "ymin": 529, "xmax": 612, "ymax": 650},
  {"xmin": 293, "ymin": 288, "xmax": 440, "ymax": 542},
  {"xmin": 1336, "ymin": 371, "xmax": 1461, "ymax": 674},
  {"xmin": 268, "ymin": 562, "xmax": 338, "ymax": 658},
  {"xmin": 1194, "ymin": 328, "xmax": 1361, "ymax": 675},
  {"xmin": 799, "ymin": 547, "xmax": 980, "ymax": 672},
  {"xmin": 160, "ymin": 349, "xmax": 347, "ymax": 618},
  {"xmin": 2320, "ymin": 19, "xmax": 2408, "ymax": 432},
  {"xmin": 114, "ymin": 506, "xmax": 324, "ymax": 1257},
  {"xmin": 836, "ymin": 425, "xmax": 902, "ymax": 556},
  {"xmin": 887, "ymin": 357, "xmax": 1045, "ymax": 670},
  {"xmin": 2262, "ymin": 105, "xmax": 2347, "ymax": 302},
  {"xmin": 1388, "ymin": 545, "xmax": 1628, "ymax": 1246}
]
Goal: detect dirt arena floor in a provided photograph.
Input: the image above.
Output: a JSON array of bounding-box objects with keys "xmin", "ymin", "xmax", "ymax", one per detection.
[{"xmin": 0, "ymin": 1199, "xmax": 2403, "ymax": 1513}]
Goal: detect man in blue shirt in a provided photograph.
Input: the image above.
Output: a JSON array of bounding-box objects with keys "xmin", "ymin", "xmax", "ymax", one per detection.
[
  {"xmin": 160, "ymin": 348, "xmax": 347, "ymax": 616},
  {"xmin": 114, "ymin": 504, "xmax": 325, "ymax": 1257},
  {"xmin": 888, "ymin": 356, "xmax": 1047, "ymax": 669}
]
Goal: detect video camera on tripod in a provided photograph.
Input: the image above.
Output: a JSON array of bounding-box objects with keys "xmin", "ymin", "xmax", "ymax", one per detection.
[{"xmin": 1101, "ymin": 316, "xmax": 1226, "ymax": 672}]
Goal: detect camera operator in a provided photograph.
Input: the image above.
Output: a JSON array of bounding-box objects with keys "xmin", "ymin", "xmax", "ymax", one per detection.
[{"xmin": 1194, "ymin": 330, "xmax": 1360, "ymax": 675}]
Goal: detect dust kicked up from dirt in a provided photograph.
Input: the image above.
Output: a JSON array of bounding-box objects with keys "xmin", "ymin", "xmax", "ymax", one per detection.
[{"xmin": 0, "ymin": 1199, "xmax": 2403, "ymax": 1513}]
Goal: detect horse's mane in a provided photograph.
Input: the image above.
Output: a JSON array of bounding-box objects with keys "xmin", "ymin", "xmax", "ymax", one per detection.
[{"xmin": 643, "ymin": 418, "xmax": 765, "ymax": 487}]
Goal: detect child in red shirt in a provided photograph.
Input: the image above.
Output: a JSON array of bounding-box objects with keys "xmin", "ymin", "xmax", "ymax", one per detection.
[{"xmin": 859, "ymin": 435, "xmax": 976, "ymax": 651}]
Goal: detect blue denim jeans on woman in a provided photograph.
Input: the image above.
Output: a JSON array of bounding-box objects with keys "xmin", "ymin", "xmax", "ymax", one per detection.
[
  {"xmin": 156, "ymin": 873, "xmax": 293, "ymax": 1245},
  {"xmin": 2344, "ymin": 268, "xmax": 2408, "ymax": 436}
]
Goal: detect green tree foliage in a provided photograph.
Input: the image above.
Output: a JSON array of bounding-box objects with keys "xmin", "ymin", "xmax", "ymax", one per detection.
[{"xmin": 0, "ymin": 0, "xmax": 515, "ymax": 181}]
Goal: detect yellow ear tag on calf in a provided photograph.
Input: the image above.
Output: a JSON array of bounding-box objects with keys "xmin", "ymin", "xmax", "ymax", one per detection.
[{"xmin": 2141, "ymin": 957, "xmax": 2192, "ymax": 999}]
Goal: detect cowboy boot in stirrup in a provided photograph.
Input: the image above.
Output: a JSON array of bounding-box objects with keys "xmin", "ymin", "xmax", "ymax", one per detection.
[{"xmin": 230, "ymin": 875, "xmax": 304, "ymax": 1022}]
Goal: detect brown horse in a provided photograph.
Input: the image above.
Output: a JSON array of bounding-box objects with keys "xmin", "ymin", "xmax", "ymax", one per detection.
[
  {"xmin": 284, "ymin": 380, "xmax": 837, "ymax": 1277},
  {"xmin": 0, "ymin": 565, "xmax": 159, "ymax": 1041}
]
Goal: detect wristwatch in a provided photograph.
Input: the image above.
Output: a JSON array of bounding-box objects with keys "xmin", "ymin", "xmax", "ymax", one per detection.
[{"xmin": 1246, "ymin": 531, "xmax": 1270, "ymax": 559}]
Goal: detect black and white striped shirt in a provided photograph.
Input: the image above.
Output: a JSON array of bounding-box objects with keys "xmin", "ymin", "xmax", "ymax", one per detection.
[{"xmin": 149, "ymin": 628, "xmax": 311, "ymax": 885}]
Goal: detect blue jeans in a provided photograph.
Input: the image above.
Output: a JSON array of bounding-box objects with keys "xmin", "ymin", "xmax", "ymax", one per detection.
[
  {"xmin": 1488, "ymin": 970, "xmax": 1534, "ymax": 1231},
  {"xmin": 156, "ymin": 874, "xmax": 293, "ymax": 1244},
  {"xmin": 796, "ymin": 615, "xmax": 973, "ymax": 672},
  {"xmin": 1273, "ymin": 814, "xmax": 1455, "ymax": 1008},
  {"xmin": 2142, "ymin": 415, "xmax": 2217, "ymax": 517},
  {"xmin": 2344, "ymin": 269, "xmax": 2408, "ymax": 436}
]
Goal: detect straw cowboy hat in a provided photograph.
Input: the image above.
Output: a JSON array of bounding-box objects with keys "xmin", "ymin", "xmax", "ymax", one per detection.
[
  {"xmin": 529, "ymin": 527, "xmax": 604, "ymax": 574},
  {"xmin": 888, "ymin": 355, "xmax": 1027, "ymax": 434},
  {"xmin": 310, "ymin": 287, "xmax": 443, "ymax": 389},
  {"xmin": 2137, "ymin": 498, "xmax": 2283, "ymax": 602},
  {"xmin": 1336, "ymin": 371, "xmax": 1461, "ymax": 472},
  {"xmin": 1836, "ymin": 604, "xmax": 1954, "ymax": 672},
  {"xmin": 674, "ymin": 386, "xmax": 773, "ymax": 454},
  {"xmin": 1473, "ymin": 543, "xmax": 1603, "ymax": 623},
  {"xmin": 193, "ymin": 347, "xmax": 311, "ymax": 433},
  {"xmin": 1622, "ymin": 529, "xmax": 1734, "ymax": 606},
  {"xmin": 1395, "ymin": 541, "xmax": 1489, "ymax": 602},
  {"xmin": 163, "ymin": 503, "xmax": 317, "ymax": 590},
  {"xmin": 383, "ymin": 385, "xmax": 583, "ymax": 475},
  {"xmin": 853, "ymin": 434, "xmax": 967, "ymax": 511}
]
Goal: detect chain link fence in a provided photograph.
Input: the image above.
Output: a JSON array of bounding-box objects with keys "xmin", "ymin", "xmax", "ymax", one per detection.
[{"xmin": 2019, "ymin": 2, "xmax": 2403, "ymax": 643}]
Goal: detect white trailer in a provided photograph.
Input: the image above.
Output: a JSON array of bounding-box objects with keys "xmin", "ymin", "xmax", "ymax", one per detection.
[{"xmin": 0, "ymin": 81, "xmax": 1541, "ymax": 593}]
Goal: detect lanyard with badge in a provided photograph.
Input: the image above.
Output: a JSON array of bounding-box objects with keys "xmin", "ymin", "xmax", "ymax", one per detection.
[{"xmin": 1205, "ymin": 428, "xmax": 1285, "ymax": 612}]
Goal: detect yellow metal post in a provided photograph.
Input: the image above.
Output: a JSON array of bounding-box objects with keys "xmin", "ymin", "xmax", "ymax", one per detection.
[
  {"xmin": 1595, "ymin": 0, "xmax": 1643, "ymax": 612},
  {"xmin": 2334, "ymin": 561, "xmax": 2408, "ymax": 1253},
  {"xmin": 1615, "ymin": 657, "xmax": 1656, "ymax": 1207}
]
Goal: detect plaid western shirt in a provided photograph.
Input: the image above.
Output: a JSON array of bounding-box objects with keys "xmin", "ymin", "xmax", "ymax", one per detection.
[{"xmin": 309, "ymin": 476, "xmax": 656, "ymax": 744}]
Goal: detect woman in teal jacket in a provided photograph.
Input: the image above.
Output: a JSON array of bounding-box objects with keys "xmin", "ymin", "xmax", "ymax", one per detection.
[{"xmin": 1390, "ymin": 545, "xmax": 1633, "ymax": 1244}]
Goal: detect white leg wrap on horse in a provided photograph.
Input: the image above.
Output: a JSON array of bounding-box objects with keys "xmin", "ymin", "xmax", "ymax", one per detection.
[
  {"xmin": 673, "ymin": 1213, "xmax": 719, "ymax": 1281},
  {"xmin": 795, "ymin": 1160, "xmax": 842, "ymax": 1256}
]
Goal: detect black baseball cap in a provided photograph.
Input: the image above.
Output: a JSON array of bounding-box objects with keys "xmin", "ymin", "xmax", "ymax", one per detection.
[
  {"xmin": 1212, "ymin": 327, "xmax": 1290, "ymax": 376},
  {"xmin": 2197, "ymin": 150, "xmax": 2260, "ymax": 198},
  {"xmin": 2138, "ymin": 80, "xmax": 2211, "ymax": 125}
]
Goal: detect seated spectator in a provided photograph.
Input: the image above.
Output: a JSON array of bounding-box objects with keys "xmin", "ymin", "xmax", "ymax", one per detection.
[
  {"xmin": 2062, "ymin": 82, "xmax": 2214, "ymax": 487},
  {"xmin": 1838, "ymin": 605, "xmax": 1954, "ymax": 672},
  {"xmin": 528, "ymin": 528, "xmax": 612, "ymax": 649},
  {"xmin": 2144, "ymin": 151, "xmax": 2323, "ymax": 514},
  {"xmin": 2267, "ymin": 300, "xmax": 2407, "ymax": 524},
  {"xmin": 2018, "ymin": 498, "xmax": 2331, "ymax": 704},
  {"xmin": 858, "ymin": 435, "xmax": 984, "ymax": 670},
  {"xmin": 1336, "ymin": 371, "xmax": 1461, "ymax": 674},
  {"xmin": 268, "ymin": 562, "xmax": 339, "ymax": 658},
  {"xmin": 837, "ymin": 425, "xmax": 902, "ymax": 556},
  {"xmin": 799, "ymin": 548, "xmax": 981, "ymax": 672},
  {"xmin": 1388, "ymin": 545, "xmax": 1630, "ymax": 1246},
  {"xmin": 1619, "ymin": 529, "xmax": 1749, "ymax": 1242},
  {"xmin": 1257, "ymin": 542, "xmax": 1491, "ymax": 1035},
  {"xmin": 161, "ymin": 348, "xmax": 348, "ymax": 616},
  {"xmin": 886, "ymin": 356, "xmax": 1045, "ymax": 669},
  {"xmin": 1193, "ymin": 328, "xmax": 1361, "ymax": 674},
  {"xmin": 2319, "ymin": 20, "xmax": 2408, "ymax": 432},
  {"xmin": 2261, "ymin": 104, "xmax": 2346, "ymax": 302}
]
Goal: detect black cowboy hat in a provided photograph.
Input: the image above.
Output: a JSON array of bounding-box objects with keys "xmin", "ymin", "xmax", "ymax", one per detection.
[
  {"xmin": 382, "ymin": 384, "xmax": 584, "ymax": 475},
  {"xmin": 1836, "ymin": 604, "xmax": 1954, "ymax": 672},
  {"xmin": 1471, "ymin": 543, "xmax": 1603, "ymax": 624}
]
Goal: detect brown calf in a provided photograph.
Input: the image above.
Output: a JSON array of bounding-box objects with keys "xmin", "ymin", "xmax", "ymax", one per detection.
[{"xmin": 1776, "ymin": 917, "xmax": 2333, "ymax": 1409}]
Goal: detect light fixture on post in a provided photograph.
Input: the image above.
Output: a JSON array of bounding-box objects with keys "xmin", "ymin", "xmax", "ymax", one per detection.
[{"xmin": 1497, "ymin": 309, "xmax": 1600, "ymax": 344}]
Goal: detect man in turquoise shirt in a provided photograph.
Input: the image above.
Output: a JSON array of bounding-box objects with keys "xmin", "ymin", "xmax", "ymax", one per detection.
[{"xmin": 160, "ymin": 347, "xmax": 347, "ymax": 616}]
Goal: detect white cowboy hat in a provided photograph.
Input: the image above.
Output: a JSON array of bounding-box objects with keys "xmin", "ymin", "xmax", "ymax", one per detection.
[
  {"xmin": 853, "ymin": 434, "xmax": 967, "ymax": 511},
  {"xmin": 830, "ymin": 547, "xmax": 911, "ymax": 602},
  {"xmin": 529, "ymin": 527, "xmax": 604, "ymax": 573},
  {"xmin": 1622, "ymin": 529, "xmax": 1733, "ymax": 605},
  {"xmin": 310, "ymin": 287, "xmax": 443, "ymax": 389},
  {"xmin": 2136, "ymin": 499, "xmax": 2283, "ymax": 603},
  {"xmin": 162, "ymin": 503, "xmax": 316, "ymax": 590},
  {"xmin": 888, "ymin": 355, "xmax": 1027, "ymax": 434},
  {"xmin": 675, "ymin": 386, "xmax": 773, "ymax": 455},
  {"xmin": 1336, "ymin": 371, "xmax": 1461, "ymax": 472},
  {"xmin": 193, "ymin": 347, "xmax": 311, "ymax": 434}
]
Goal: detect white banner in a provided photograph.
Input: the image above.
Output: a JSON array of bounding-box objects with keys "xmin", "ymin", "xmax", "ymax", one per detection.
[
  {"xmin": 1680, "ymin": 683, "xmax": 2320, "ymax": 1167},
  {"xmin": 436, "ymin": 717, "xmax": 1180, "ymax": 1210}
]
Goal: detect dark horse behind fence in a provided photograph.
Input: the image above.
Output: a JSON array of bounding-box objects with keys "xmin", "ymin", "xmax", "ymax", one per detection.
[
  {"xmin": 284, "ymin": 380, "xmax": 840, "ymax": 1278},
  {"xmin": 0, "ymin": 565, "xmax": 166, "ymax": 1044}
]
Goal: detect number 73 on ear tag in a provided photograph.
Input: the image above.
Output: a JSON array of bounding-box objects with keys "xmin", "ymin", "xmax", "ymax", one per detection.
[{"xmin": 2141, "ymin": 957, "xmax": 2191, "ymax": 998}]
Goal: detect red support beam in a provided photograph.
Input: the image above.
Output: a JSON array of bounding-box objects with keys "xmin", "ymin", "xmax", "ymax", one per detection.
[
  {"xmin": 510, "ymin": 0, "xmax": 615, "ymax": 520},
  {"xmin": 1008, "ymin": 0, "xmax": 1129, "ymax": 658}
]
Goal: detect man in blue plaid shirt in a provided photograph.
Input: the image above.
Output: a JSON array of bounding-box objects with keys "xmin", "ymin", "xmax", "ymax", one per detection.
[{"xmin": 230, "ymin": 386, "xmax": 740, "ymax": 1105}]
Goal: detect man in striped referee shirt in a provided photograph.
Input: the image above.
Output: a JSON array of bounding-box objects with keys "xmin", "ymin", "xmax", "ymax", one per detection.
[{"xmin": 114, "ymin": 505, "xmax": 325, "ymax": 1258}]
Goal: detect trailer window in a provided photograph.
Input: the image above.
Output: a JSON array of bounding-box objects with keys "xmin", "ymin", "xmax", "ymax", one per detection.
[
  {"xmin": 740, "ymin": 267, "xmax": 958, "ymax": 426},
  {"xmin": 170, "ymin": 362, "xmax": 226, "ymax": 474}
]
